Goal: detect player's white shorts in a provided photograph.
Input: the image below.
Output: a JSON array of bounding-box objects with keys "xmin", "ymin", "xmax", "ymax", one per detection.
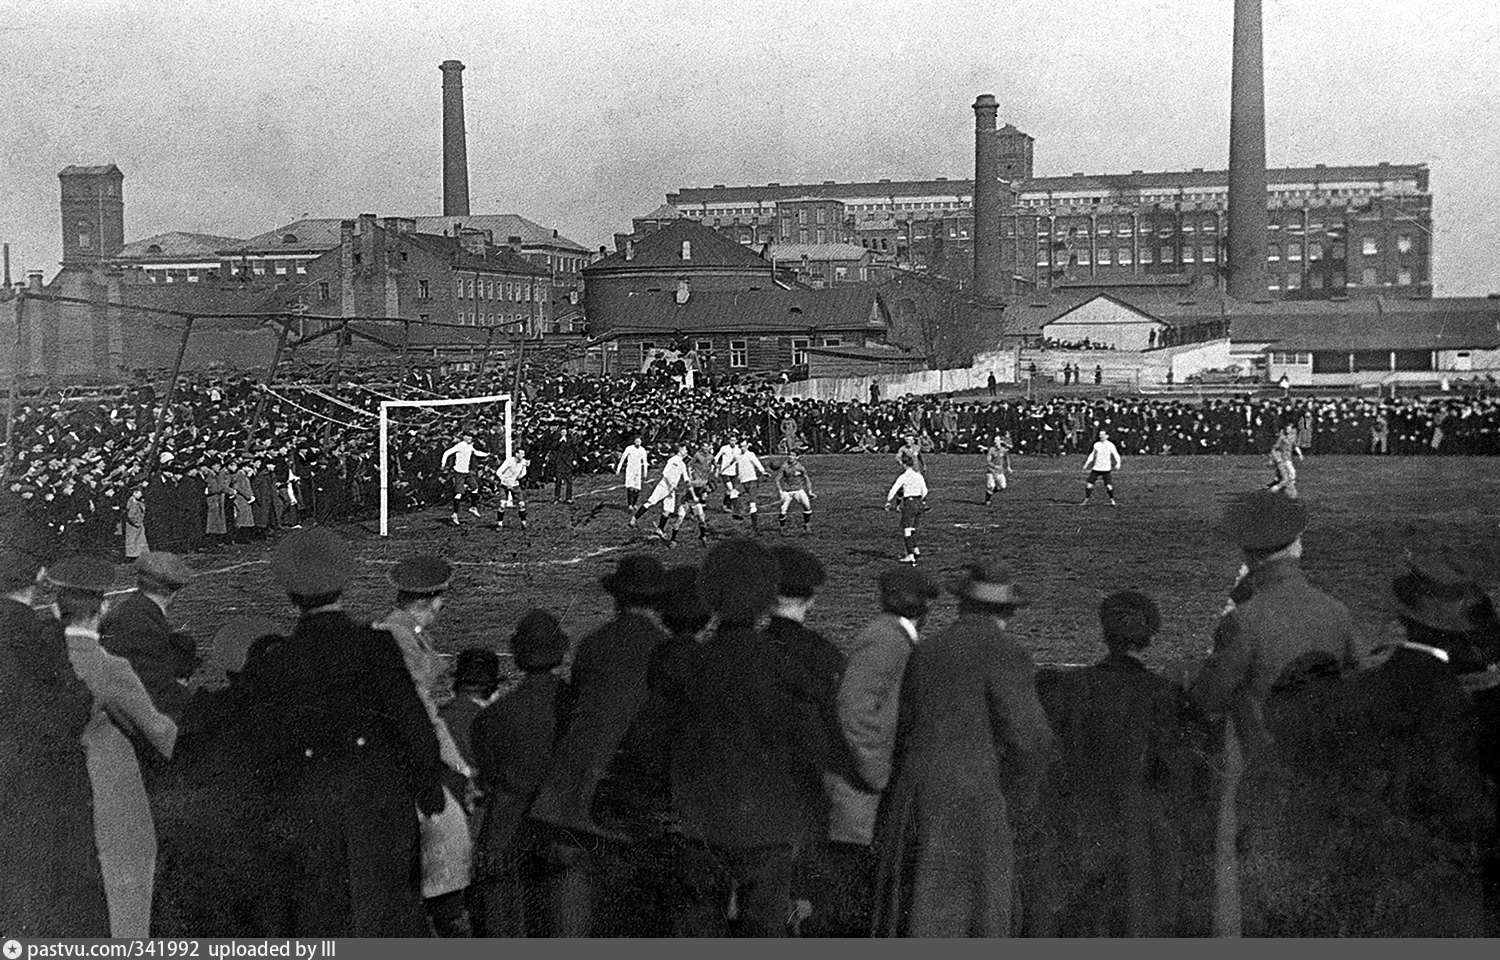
[
  {"xmin": 645, "ymin": 482, "xmax": 675, "ymax": 512},
  {"xmin": 985, "ymin": 470, "xmax": 1008, "ymax": 491},
  {"xmin": 780, "ymin": 490, "xmax": 811, "ymax": 511}
]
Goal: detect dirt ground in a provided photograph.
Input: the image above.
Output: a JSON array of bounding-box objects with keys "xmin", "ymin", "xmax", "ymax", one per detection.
[{"xmin": 166, "ymin": 452, "xmax": 1500, "ymax": 675}]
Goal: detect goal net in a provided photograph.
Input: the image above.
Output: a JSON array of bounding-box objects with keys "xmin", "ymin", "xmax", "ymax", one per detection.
[{"xmin": 377, "ymin": 393, "xmax": 513, "ymax": 537}]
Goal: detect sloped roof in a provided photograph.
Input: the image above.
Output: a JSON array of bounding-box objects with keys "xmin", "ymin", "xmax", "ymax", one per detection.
[
  {"xmin": 102, "ymin": 279, "xmax": 305, "ymax": 329},
  {"xmin": 401, "ymin": 232, "xmax": 549, "ymax": 276},
  {"xmin": 766, "ymin": 243, "xmax": 870, "ymax": 262},
  {"xmin": 233, "ymin": 218, "xmax": 344, "ymax": 254},
  {"xmin": 59, "ymin": 164, "xmax": 122, "ymax": 177},
  {"xmin": 586, "ymin": 219, "xmax": 774, "ymax": 273},
  {"xmin": 604, "ymin": 286, "xmax": 887, "ymax": 334},
  {"xmin": 414, "ymin": 214, "xmax": 587, "ymax": 252},
  {"xmin": 118, "ymin": 232, "xmax": 244, "ymax": 261},
  {"xmin": 635, "ymin": 203, "xmax": 683, "ymax": 222}
]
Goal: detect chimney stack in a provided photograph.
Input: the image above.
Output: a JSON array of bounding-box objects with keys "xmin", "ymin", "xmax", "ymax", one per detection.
[
  {"xmin": 2, "ymin": 243, "xmax": 10, "ymax": 289},
  {"xmin": 1226, "ymin": 0, "xmax": 1270, "ymax": 300},
  {"xmin": 972, "ymin": 94, "xmax": 1005, "ymax": 321},
  {"xmin": 440, "ymin": 60, "xmax": 471, "ymax": 217}
]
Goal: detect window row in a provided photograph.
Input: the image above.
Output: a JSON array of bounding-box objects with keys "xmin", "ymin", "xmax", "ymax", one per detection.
[{"xmin": 455, "ymin": 278, "xmax": 534, "ymax": 301}]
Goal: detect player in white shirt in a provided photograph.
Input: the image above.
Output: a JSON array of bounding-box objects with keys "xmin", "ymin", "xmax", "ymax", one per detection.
[
  {"xmin": 631, "ymin": 441, "xmax": 690, "ymax": 541},
  {"xmin": 885, "ymin": 454, "xmax": 930, "ymax": 564},
  {"xmin": 616, "ymin": 436, "xmax": 650, "ymax": 510},
  {"xmin": 670, "ymin": 440, "xmax": 715, "ymax": 544},
  {"xmin": 494, "ymin": 448, "xmax": 530, "ymax": 529},
  {"xmin": 714, "ymin": 435, "xmax": 742, "ymax": 513},
  {"xmin": 734, "ymin": 439, "xmax": 769, "ymax": 531},
  {"xmin": 1080, "ymin": 429, "xmax": 1122, "ymax": 506},
  {"xmin": 441, "ymin": 433, "xmax": 491, "ymax": 525}
]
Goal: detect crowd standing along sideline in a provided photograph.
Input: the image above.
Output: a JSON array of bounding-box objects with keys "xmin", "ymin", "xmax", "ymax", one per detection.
[{"xmin": 3, "ymin": 368, "xmax": 1500, "ymax": 551}]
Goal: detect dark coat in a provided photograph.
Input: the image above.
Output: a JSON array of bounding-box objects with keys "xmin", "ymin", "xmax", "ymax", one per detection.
[
  {"xmin": 872, "ymin": 613, "xmax": 1054, "ymax": 937},
  {"xmin": 254, "ymin": 609, "xmax": 446, "ymax": 937},
  {"xmin": 0, "ymin": 598, "xmax": 109, "ymax": 937},
  {"xmin": 1237, "ymin": 647, "xmax": 1495, "ymax": 936},
  {"xmin": 1035, "ymin": 655, "xmax": 1203, "ymax": 936},
  {"xmin": 764, "ymin": 615, "xmax": 852, "ymax": 836},
  {"xmin": 529, "ymin": 612, "xmax": 666, "ymax": 838},
  {"xmin": 437, "ymin": 693, "xmax": 488, "ymax": 776},
  {"xmin": 100, "ymin": 591, "xmax": 195, "ymax": 720},
  {"xmin": 662, "ymin": 623, "xmax": 825, "ymax": 849}
]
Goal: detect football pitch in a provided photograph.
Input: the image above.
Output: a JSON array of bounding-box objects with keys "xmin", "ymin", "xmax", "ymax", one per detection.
[{"xmin": 167, "ymin": 453, "xmax": 1500, "ymax": 676}]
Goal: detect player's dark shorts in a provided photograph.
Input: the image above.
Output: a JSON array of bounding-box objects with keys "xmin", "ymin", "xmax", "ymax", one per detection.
[
  {"xmin": 1087, "ymin": 470, "xmax": 1112, "ymax": 484},
  {"xmin": 451, "ymin": 472, "xmax": 477, "ymax": 496},
  {"xmin": 899, "ymin": 497, "xmax": 923, "ymax": 528},
  {"xmin": 683, "ymin": 484, "xmax": 707, "ymax": 504}
]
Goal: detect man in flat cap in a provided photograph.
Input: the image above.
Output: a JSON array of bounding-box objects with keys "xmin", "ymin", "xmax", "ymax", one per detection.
[
  {"xmin": 528, "ymin": 553, "xmax": 670, "ymax": 934},
  {"xmin": 663, "ymin": 539, "xmax": 826, "ymax": 936},
  {"xmin": 0, "ymin": 510, "xmax": 111, "ymax": 936},
  {"xmin": 256, "ymin": 528, "xmax": 447, "ymax": 937},
  {"xmin": 1188, "ymin": 490, "xmax": 1361, "ymax": 936},
  {"xmin": 872, "ymin": 560, "xmax": 1053, "ymax": 937},
  {"xmin": 376, "ymin": 556, "xmax": 476, "ymax": 936},
  {"xmin": 817, "ymin": 564, "xmax": 940, "ymax": 937},
  {"xmin": 101, "ymin": 550, "xmax": 198, "ymax": 721}
]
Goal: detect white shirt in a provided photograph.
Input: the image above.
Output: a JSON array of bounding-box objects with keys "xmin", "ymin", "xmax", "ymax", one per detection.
[
  {"xmin": 735, "ymin": 449, "xmax": 766, "ymax": 483},
  {"xmin": 442, "ymin": 441, "xmax": 488, "ymax": 474},
  {"xmin": 496, "ymin": 455, "xmax": 529, "ymax": 487},
  {"xmin": 1084, "ymin": 439, "xmax": 1121, "ymax": 473},
  {"xmin": 715, "ymin": 443, "xmax": 741, "ymax": 475},
  {"xmin": 617, "ymin": 444, "xmax": 650, "ymax": 486},
  {"xmin": 656, "ymin": 454, "xmax": 687, "ymax": 492},
  {"xmin": 887, "ymin": 468, "xmax": 929, "ymax": 501}
]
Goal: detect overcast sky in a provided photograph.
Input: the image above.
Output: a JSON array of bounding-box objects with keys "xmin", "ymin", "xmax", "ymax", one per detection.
[{"xmin": 2, "ymin": 0, "xmax": 1497, "ymax": 294}]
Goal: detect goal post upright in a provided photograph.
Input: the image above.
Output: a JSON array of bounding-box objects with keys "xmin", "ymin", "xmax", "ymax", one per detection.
[{"xmin": 377, "ymin": 392, "xmax": 512, "ymax": 538}]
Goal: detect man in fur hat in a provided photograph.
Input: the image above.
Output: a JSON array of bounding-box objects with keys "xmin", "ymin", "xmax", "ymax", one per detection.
[
  {"xmin": 527, "ymin": 554, "xmax": 670, "ymax": 935},
  {"xmin": 256, "ymin": 528, "xmax": 447, "ymax": 937},
  {"xmin": 872, "ymin": 560, "xmax": 1053, "ymax": 937}
]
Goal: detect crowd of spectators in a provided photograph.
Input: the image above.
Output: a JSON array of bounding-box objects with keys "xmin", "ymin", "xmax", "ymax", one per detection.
[{"xmin": 5, "ymin": 368, "xmax": 1500, "ymax": 550}]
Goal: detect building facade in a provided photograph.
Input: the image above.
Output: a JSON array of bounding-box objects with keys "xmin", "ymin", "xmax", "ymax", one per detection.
[{"xmin": 59, "ymin": 164, "xmax": 126, "ymax": 267}]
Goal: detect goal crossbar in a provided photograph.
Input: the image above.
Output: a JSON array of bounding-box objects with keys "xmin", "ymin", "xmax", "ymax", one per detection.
[{"xmin": 378, "ymin": 393, "xmax": 513, "ymax": 537}]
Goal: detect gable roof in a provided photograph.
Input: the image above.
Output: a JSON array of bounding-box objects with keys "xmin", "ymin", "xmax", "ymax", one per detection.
[
  {"xmin": 1044, "ymin": 293, "xmax": 1167, "ymax": 327},
  {"xmin": 59, "ymin": 164, "xmax": 122, "ymax": 177},
  {"xmin": 603, "ymin": 286, "xmax": 887, "ymax": 335},
  {"xmin": 586, "ymin": 219, "xmax": 774, "ymax": 273},
  {"xmin": 414, "ymin": 215, "xmax": 587, "ymax": 252},
  {"xmin": 635, "ymin": 203, "xmax": 683, "ymax": 222},
  {"xmin": 765, "ymin": 243, "xmax": 870, "ymax": 263},
  {"xmin": 117, "ymin": 232, "xmax": 244, "ymax": 261},
  {"xmin": 233, "ymin": 218, "xmax": 344, "ymax": 254}
]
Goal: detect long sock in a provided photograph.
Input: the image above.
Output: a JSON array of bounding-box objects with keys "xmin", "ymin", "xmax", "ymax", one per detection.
[
  {"xmin": 802, "ymin": 511, "xmax": 811, "ymax": 529},
  {"xmin": 985, "ymin": 491, "xmax": 992, "ymax": 504},
  {"xmin": 779, "ymin": 512, "xmax": 787, "ymax": 527},
  {"xmin": 519, "ymin": 507, "xmax": 528, "ymax": 524},
  {"xmin": 750, "ymin": 511, "xmax": 759, "ymax": 531},
  {"xmin": 903, "ymin": 533, "xmax": 914, "ymax": 556}
]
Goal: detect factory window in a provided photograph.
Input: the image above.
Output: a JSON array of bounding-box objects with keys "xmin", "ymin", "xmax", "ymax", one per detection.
[
  {"xmin": 1398, "ymin": 234, "xmax": 1412, "ymax": 254},
  {"xmin": 1201, "ymin": 246, "xmax": 1215, "ymax": 262},
  {"xmin": 1138, "ymin": 247, "xmax": 1152, "ymax": 265},
  {"xmin": 681, "ymin": 240, "xmax": 692, "ymax": 260},
  {"xmin": 1097, "ymin": 248, "xmax": 1112, "ymax": 265},
  {"xmin": 1398, "ymin": 268, "xmax": 1413, "ymax": 286},
  {"xmin": 798, "ymin": 210, "xmax": 807, "ymax": 224},
  {"xmin": 1362, "ymin": 238, "xmax": 1378, "ymax": 256},
  {"xmin": 1361, "ymin": 267, "xmax": 1378, "ymax": 286},
  {"xmin": 730, "ymin": 339, "xmax": 748, "ymax": 368},
  {"xmin": 1076, "ymin": 250, "xmax": 1090, "ymax": 265},
  {"xmin": 318, "ymin": 282, "xmax": 330, "ymax": 301},
  {"xmin": 1287, "ymin": 243, "xmax": 1301, "ymax": 261},
  {"xmin": 799, "ymin": 229, "xmax": 809, "ymax": 243},
  {"xmin": 791, "ymin": 338, "xmax": 810, "ymax": 366},
  {"xmin": 296, "ymin": 263, "xmax": 307, "ymax": 274},
  {"xmin": 467, "ymin": 279, "xmax": 475, "ymax": 298},
  {"xmin": 1182, "ymin": 247, "xmax": 1195, "ymax": 263},
  {"xmin": 1309, "ymin": 273, "xmax": 1324, "ymax": 290},
  {"xmin": 1158, "ymin": 246, "xmax": 1173, "ymax": 263},
  {"xmin": 274, "ymin": 262, "xmax": 288, "ymax": 275},
  {"xmin": 1332, "ymin": 242, "xmax": 1346, "ymax": 259},
  {"xmin": 1268, "ymin": 244, "xmax": 1282, "ymax": 261},
  {"xmin": 525, "ymin": 286, "xmax": 532, "ymax": 302},
  {"xmin": 1286, "ymin": 272, "xmax": 1302, "ymax": 290},
  {"xmin": 456, "ymin": 279, "xmax": 464, "ymax": 298},
  {"xmin": 816, "ymin": 209, "xmax": 827, "ymax": 225},
  {"xmin": 816, "ymin": 229, "xmax": 827, "ymax": 243},
  {"xmin": 1308, "ymin": 242, "xmax": 1323, "ymax": 261},
  {"xmin": 822, "ymin": 338, "xmax": 842, "ymax": 347},
  {"xmin": 835, "ymin": 265, "xmax": 848, "ymax": 281},
  {"xmin": 1036, "ymin": 248, "xmax": 1049, "ymax": 265}
]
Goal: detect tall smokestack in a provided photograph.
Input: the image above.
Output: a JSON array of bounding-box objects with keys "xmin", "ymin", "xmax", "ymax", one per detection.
[
  {"xmin": 972, "ymin": 94, "xmax": 1005, "ymax": 320},
  {"xmin": 1226, "ymin": 0, "xmax": 1269, "ymax": 299},
  {"xmin": 440, "ymin": 59, "xmax": 471, "ymax": 217}
]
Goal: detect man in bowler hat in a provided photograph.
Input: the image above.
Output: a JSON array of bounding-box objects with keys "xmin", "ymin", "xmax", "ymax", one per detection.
[{"xmin": 255, "ymin": 527, "xmax": 447, "ymax": 937}]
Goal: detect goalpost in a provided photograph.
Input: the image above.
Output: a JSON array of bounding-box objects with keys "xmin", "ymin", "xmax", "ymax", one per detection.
[{"xmin": 378, "ymin": 393, "xmax": 513, "ymax": 537}]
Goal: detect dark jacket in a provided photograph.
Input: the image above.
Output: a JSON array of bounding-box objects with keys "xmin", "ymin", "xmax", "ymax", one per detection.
[
  {"xmin": 255, "ymin": 609, "xmax": 446, "ymax": 937},
  {"xmin": 471, "ymin": 673, "xmax": 568, "ymax": 862},
  {"xmin": 529, "ymin": 612, "xmax": 666, "ymax": 838},
  {"xmin": 663, "ymin": 622, "xmax": 825, "ymax": 849},
  {"xmin": 872, "ymin": 613, "xmax": 1055, "ymax": 937},
  {"xmin": 0, "ymin": 598, "xmax": 108, "ymax": 937},
  {"xmin": 765, "ymin": 615, "xmax": 853, "ymax": 830},
  {"xmin": 100, "ymin": 591, "xmax": 195, "ymax": 720}
]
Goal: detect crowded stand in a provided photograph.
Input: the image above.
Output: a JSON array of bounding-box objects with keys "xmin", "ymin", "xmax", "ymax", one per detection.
[{"xmin": 5, "ymin": 368, "xmax": 1500, "ymax": 549}]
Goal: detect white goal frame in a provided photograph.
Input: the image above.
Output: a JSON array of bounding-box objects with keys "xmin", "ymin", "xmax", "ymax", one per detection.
[{"xmin": 378, "ymin": 393, "xmax": 513, "ymax": 537}]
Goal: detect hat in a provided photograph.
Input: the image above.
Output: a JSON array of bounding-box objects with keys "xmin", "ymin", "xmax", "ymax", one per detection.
[
  {"xmin": 699, "ymin": 538, "xmax": 779, "ymax": 621},
  {"xmin": 390, "ymin": 556, "xmax": 453, "ymax": 596},
  {"xmin": 771, "ymin": 545, "xmax": 826, "ymax": 599},
  {"xmin": 135, "ymin": 551, "xmax": 195, "ymax": 590},
  {"xmin": 511, "ymin": 610, "xmax": 569, "ymax": 672},
  {"xmin": 454, "ymin": 647, "xmax": 502, "ymax": 689},
  {"xmin": 660, "ymin": 564, "xmax": 712, "ymax": 635},
  {"xmin": 209, "ymin": 616, "xmax": 282, "ymax": 676},
  {"xmin": 1221, "ymin": 490, "xmax": 1308, "ymax": 551},
  {"xmin": 1099, "ymin": 591, "xmax": 1162, "ymax": 648},
  {"xmin": 271, "ymin": 527, "xmax": 354, "ymax": 596},
  {"xmin": 45, "ymin": 555, "xmax": 117, "ymax": 595},
  {"xmin": 946, "ymin": 560, "xmax": 1030, "ymax": 608},
  {"xmin": 1391, "ymin": 552, "xmax": 1493, "ymax": 636},
  {"xmin": 600, "ymin": 554, "xmax": 669, "ymax": 601},
  {"xmin": 877, "ymin": 565, "xmax": 940, "ymax": 601}
]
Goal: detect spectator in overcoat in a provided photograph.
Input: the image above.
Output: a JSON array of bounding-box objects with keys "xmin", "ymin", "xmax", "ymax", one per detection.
[
  {"xmin": 816, "ymin": 565, "xmax": 939, "ymax": 937},
  {"xmin": 871, "ymin": 560, "xmax": 1054, "ymax": 937},
  {"xmin": 100, "ymin": 551, "xmax": 197, "ymax": 723},
  {"xmin": 254, "ymin": 528, "xmax": 447, "ymax": 937}
]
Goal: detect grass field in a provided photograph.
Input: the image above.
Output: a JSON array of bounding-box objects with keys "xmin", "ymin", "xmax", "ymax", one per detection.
[{"xmin": 165, "ymin": 453, "xmax": 1500, "ymax": 677}]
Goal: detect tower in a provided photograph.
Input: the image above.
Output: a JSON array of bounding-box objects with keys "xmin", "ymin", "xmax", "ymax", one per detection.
[
  {"xmin": 440, "ymin": 59, "xmax": 471, "ymax": 217},
  {"xmin": 972, "ymin": 94, "xmax": 1005, "ymax": 322},
  {"xmin": 1226, "ymin": 0, "xmax": 1270, "ymax": 299},
  {"xmin": 995, "ymin": 124, "xmax": 1034, "ymax": 182},
  {"xmin": 59, "ymin": 164, "xmax": 124, "ymax": 266}
]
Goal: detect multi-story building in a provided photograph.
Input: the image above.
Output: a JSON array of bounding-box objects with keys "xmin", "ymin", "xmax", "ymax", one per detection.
[
  {"xmin": 58, "ymin": 164, "xmax": 125, "ymax": 267},
  {"xmin": 667, "ymin": 137, "xmax": 1433, "ymax": 300},
  {"xmin": 113, "ymin": 232, "xmax": 244, "ymax": 284}
]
